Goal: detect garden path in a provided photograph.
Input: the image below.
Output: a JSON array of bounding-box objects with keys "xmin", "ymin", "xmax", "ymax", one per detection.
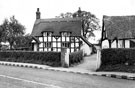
[{"xmin": 71, "ymin": 54, "xmax": 97, "ymax": 71}]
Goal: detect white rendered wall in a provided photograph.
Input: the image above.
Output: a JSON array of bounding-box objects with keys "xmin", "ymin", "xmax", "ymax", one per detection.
[
  {"xmin": 111, "ymin": 40, "xmax": 116, "ymax": 48},
  {"xmin": 125, "ymin": 40, "xmax": 130, "ymax": 48},
  {"xmin": 102, "ymin": 40, "xmax": 109, "ymax": 48},
  {"xmin": 34, "ymin": 44, "xmax": 37, "ymax": 51},
  {"xmin": 80, "ymin": 43, "xmax": 92, "ymax": 55},
  {"xmin": 102, "ymin": 40, "xmax": 130, "ymax": 48}
]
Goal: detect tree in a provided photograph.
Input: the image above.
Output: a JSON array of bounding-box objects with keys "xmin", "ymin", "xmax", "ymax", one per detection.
[
  {"xmin": 0, "ymin": 19, "xmax": 8, "ymax": 42},
  {"xmin": 56, "ymin": 7, "xmax": 101, "ymax": 53},
  {"xmin": 56, "ymin": 12, "xmax": 73, "ymax": 18},
  {"xmin": 73, "ymin": 8, "xmax": 100, "ymax": 39},
  {"xmin": 0, "ymin": 16, "xmax": 25, "ymax": 49},
  {"xmin": 56, "ymin": 7, "xmax": 101, "ymax": 39},
  {"xmin": 14, "ymin": 34, "xmax": 32, "ymax": 50},
  {"xmin": 0, "ymin": 27, "xmax": 4, "ymax": 49}
]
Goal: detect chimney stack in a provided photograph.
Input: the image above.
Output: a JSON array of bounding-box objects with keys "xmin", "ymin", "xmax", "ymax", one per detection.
[
  {"xmin": 36, "ymin": 8, "xmax": 40, "ymax": 19},
  {"xmin": 78, "ymin": 7, "xmax": 82, "ymax": 17}
]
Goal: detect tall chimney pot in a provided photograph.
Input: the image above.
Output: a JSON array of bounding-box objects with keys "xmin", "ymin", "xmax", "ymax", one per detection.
[{"xmin": 36, "ymin": 8, "xmax": 40, "ymax": 19}]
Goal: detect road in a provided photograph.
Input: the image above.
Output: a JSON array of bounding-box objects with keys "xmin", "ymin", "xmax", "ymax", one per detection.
[{"xmin": 0, "ymin": 65, "xmax": 134, "ymax": 88}]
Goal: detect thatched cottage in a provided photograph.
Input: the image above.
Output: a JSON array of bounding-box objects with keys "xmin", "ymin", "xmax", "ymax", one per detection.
[
  {"xmin": 101, "ymin": 15, "xmax": 135, "ymax": 48},
  {"xmin": 31, "ymin": 8, "xmax": 93, "ymax": 53}
]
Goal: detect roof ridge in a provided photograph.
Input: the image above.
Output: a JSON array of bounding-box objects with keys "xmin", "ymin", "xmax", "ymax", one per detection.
[
  {"xmin": 103, "ymin": 15, "xmax": 135, "ymax": 18},
  {"xmin": 39, "ymin": 17, "xmax": 82, "ymax": 22},
  {"xmin": 34, "ymin": 17, "xmax": 82, "ymax": 25}
]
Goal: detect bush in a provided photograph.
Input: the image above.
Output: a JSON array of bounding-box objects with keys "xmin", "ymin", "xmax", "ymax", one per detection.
[
  {"xmin": 0, "ymin": 51, "xmax": 61, "ymax": 67},
  {"xmin": 69, "ymin": 50, "xmax": 83, "ymax": 66}
]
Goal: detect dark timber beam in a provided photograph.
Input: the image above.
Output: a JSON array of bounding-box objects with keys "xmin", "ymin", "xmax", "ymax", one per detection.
[
  {"xmin": 116, "ymin": 39, "xmax": 118, "ymax": 48},
  {"xmin": 101, "ymin": 17, "xmax": 105, "ymax": 48},
  {"xmin": 43, "ymin": 36, "xmax": 44, "ymax": 51},
  {"xmin": 108, "ymin": 40, "xmax": 111, "ymax": 48},
  {"xmin": 123, "ymin": 39, "xmax": 125, "ymax": 48}
]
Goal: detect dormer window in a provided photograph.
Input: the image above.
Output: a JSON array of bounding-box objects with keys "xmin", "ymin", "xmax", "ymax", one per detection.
[
  {"xmin": 61, "ymin": 32, "xmax": 71, "ymax": 37},
  {"xmin": 43, "ymin": 32, "xmax": 52, "ymax": 36}
]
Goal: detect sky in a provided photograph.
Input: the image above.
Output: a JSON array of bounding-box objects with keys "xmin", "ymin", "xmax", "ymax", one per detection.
[{"xmin": 0, "ymin": 0, "xmax": 135, "ymax": 36}]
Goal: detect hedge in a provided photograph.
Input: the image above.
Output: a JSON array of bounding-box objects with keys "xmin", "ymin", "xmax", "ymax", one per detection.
[
  {"xmin": 0, "ymin": 51, "xmax": 61, "ymax": 67},
  {"xmin": 101, "ymin": 48, "xmax": 135, "ymax": 66},
  {"xmin": 97, "ymin": 48, "xmax": 135, "ymax": 73},
  {"xmin": 69, "ymin": 50, "xmax": 83, "ymax": 66}
]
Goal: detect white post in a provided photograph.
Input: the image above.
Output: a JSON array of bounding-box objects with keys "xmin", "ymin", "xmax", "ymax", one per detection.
[
  {"xmin": 65, "ymin": 49, "xmax": 69, "ymax": 67},
  {"xmin": 96, "ymin": 48, "xmax": 101, "ymax": 69},
  {"xmin": 61, "ymin": 48, "xmax": 69, "ymax": 68}
]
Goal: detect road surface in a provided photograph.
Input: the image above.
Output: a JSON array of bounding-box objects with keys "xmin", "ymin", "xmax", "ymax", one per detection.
[{"xmin": 0, "ymin": 65, "xmax": 134, "ymax": 88}]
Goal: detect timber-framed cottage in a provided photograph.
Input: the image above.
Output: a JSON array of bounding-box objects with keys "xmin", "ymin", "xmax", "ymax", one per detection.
[
  {"xmin": 101, "ymin": 15, "xmax": 135, "ymax": 48},
  {"xmin": 31, "ymin": 8, "xmax": 92, "ymax": 52}
]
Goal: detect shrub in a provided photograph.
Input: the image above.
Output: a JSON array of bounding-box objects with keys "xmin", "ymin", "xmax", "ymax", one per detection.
[
  {"xmin": 0, "ymin": 51, "xmax": 61, "ymax": 67},
  {"xmin": 69, "ymin": 50, "xmax": 83, "ymax": 66}
]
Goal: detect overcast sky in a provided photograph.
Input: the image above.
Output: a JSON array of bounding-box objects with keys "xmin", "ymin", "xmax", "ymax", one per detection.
[{"xmin": 0, "ymin": 0, "xmax": 135, "ymax": 34}]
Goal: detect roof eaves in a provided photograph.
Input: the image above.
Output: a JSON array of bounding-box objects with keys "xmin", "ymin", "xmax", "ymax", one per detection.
[{"xmin": 32, "ymin": 36, "xmax": 40, "ymax": 43}]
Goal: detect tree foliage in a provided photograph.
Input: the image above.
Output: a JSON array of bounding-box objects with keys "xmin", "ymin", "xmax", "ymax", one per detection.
[
  {"xmin": 56, "ymin": 12, "xmax": 73, "ymax": 18},
  {"xmin": 0, "ymin": 16, "xmax": 25, "ymax": 49},
  {"xmin": 0, "ymin": 19, "xmax": 8, "ymax": 42},
  {"xmin": 56, "ymin": 7, "xmax": 101, "ymax": 39},
  {"xmin": 14, "ymin": 34, "xmax": 32, "ymax": 49},
  {"xmin": 56, "ymin": 7, "xmax": 100, "ymax": 53}
]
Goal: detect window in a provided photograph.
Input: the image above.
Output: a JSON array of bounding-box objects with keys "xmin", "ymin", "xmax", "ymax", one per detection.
[
  {"xmin": 43, "ymin": 32, "xmax": 52, "ymax": 36},
  {"xmin": 62, "ymin": 42, "xmax": 70, "ymax": 48},
  {"xmin": 61, "ymin": 32, "xmax": 71, "ymax": 37},
  {"xmin": 39, "ymin": 48, "xmax": 43, "ymax": 51},
  {"xmin": 39, "ymin": 43, "xmax": 43, "ymax": 47},
  {"xmin": 39, "ymin": 37, "xmax": 43, "ymax": 42},
  {"xmin": 44, "ymin": 42, "xmax": 52, "ymax": 47},
  {"xmin": 71, "ymin": 37, "xmax": 75, "ymax": 42}
]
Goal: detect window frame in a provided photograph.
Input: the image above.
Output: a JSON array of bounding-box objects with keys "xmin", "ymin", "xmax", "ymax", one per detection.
[{"xmin": 42, "ymin": 31, "xmax": 53, "ymax": 37}]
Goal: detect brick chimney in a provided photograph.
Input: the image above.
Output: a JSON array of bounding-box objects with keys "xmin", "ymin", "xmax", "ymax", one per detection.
[
  {"xmin": 77, "ymin": 7, "xmax": 82, "ymax": 17},
  {"xmin": 36, "ymin": 8, "xmax": 40, "ymax": 19}
]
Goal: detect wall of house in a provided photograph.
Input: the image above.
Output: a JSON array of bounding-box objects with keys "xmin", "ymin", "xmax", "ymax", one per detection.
[
  {"xmin": 32, "ymin": 36, "xmax": 96, "ymax": 55},
  {"xmin": 111, "ymin": 40, "xmax": 116, "ymax": 48},
  {"xmin": 130, "ymin": 40, "xmax": 135, "ymax": 48},
  {"xmin": 102, "ymin": 40, "xmax": 109, "ymax": 48},
  {"xmin": 125, "ymin": 40, "xmax": 130, "ymax": 48},
  {"xmin": 111, "ymin": 40, "xmax": 125, "ymax": 48},
  {"xmin": 34, "ymin": 35, "xmax": 80, "ymax": 52},
  {"xmin": 32, "ymin": 30, "xmax": 101, "ymax": 53},
  {"xmin": 80, "ymin": 43, "xmax": 92, "ymax": 55},
  {"xmin": 34, "ymin": 44, "xmax": 37, "ymax": 51},
  {"xmin": 102, "ymin": 40, "xmax": 130, "ymax": 48}
]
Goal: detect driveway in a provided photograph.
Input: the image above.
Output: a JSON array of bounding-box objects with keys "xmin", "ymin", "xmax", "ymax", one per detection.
[{"xmin": 71, "ymin": 54, "xmax": 98, "ymax": 71}]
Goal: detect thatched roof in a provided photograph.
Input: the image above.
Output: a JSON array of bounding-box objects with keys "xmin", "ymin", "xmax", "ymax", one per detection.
[
  {"xmin": 31, "ymin": 18, "xmax": 82, "ymax": 37},
  {"xmin": 103, "ymin": 15, "xmax": 135, "ymax": 40}
]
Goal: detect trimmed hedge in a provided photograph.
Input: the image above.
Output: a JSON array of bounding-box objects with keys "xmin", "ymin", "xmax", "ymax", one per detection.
[
  {"xmin": 101, "ymin": 48, "xmax": 135, "ymax": 66},
  {"xmin": 0, "ymin": 51, "xmax": 61, "ymax": 67},
  {"xmin": 69, "ymin": 50, "xmax": 83, "ymax": 66},
  {"xmin": 97, "ymin": 48, "xmax": 135, "ymax": 73}
]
